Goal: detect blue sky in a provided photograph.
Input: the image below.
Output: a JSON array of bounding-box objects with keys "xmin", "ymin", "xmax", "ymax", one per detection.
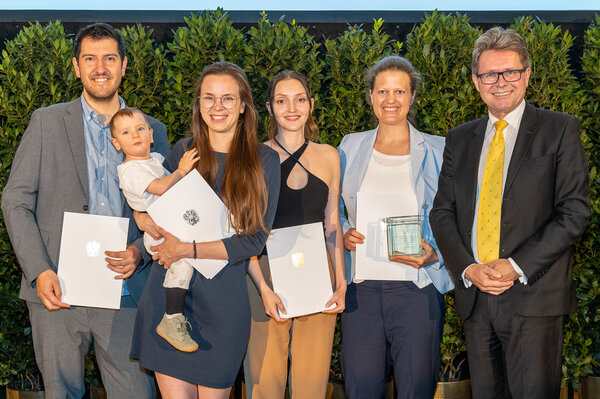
[{"xmin": 1, "ymin": 0, "xmax": 598, "ymax": 10}]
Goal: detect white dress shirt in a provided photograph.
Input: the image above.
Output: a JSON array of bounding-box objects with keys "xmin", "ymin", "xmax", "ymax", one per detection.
[{"xmin": 462, "ymin": 99, "xmax": 528, "ymax": 287}]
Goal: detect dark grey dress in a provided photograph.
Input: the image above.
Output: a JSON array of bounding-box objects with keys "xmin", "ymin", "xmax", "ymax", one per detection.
[{"xmin": 130, "ymin": 138, "xmax": 280, "ymax": 388}]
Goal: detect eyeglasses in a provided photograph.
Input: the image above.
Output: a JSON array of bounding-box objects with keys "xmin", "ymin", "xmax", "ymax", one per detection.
[
  {"xmin": 198, "ymin": 95, "xmax": 239, "ymax": 110},
  {"xmin": 475, "ymin": 68, "xmax": 527, "ymax": 85}
]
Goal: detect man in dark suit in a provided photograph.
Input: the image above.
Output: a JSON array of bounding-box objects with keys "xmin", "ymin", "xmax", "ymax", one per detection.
[
  {"xmin": 430, "ymin": 27, "xmax": 589, "ymax": 399},
  {"xmin": 2, "ymin": 23, "xmax": 169, "ymax": 398}
]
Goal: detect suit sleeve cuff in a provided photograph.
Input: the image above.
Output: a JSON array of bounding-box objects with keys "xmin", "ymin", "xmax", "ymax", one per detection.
[
  {"xmin": 342, "ymin": 220, "xmax": 352, "ymax": 235},
  {"xmin": 508, "ymin": 257, "xmax": 528, "ymax": 284},
  {"xmin": 461, "ymin": 264, "xmax": 476, "ymax": 288}
]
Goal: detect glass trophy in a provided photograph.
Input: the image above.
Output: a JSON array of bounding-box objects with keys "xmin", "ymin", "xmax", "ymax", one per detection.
[{"xmin": 384, "ymin": 215, "xmax": 424, "ymax": 258}]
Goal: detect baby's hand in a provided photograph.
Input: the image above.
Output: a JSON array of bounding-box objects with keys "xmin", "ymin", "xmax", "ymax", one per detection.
[{"xmin": 177, "ymin": 149, "xmax": 200, "ymax": 175}]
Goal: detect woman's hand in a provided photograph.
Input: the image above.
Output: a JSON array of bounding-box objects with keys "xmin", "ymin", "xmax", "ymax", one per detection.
[
  {"xmin": 133, "ymin": 211, "xmax": 162, "ymax": 240},
  {"xmin": 324, "ymin": 284, "xmax": 346, "ymax": 314},
  {"xmin": 261, "ymin": 286, "xmax": 287, "ymax": 322},
  {"xmin": 389, "ymin": 239, "xmax": 439, "ymax": 269},
  {"xmin": 343, "ymin": 228, "xmax": 365, "ymax": 251},
  {"xmin": 149, "ymin": 226, "xmax": 190, "ymax": 268}
]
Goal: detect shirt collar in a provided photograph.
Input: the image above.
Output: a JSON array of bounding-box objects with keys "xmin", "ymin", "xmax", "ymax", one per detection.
[
  {"xmin": 487, "ymin": 99, "xmax": 526, "ymax": 132},
  {"xmin": 81, "ymin": 94, "xmax": 125, "ymax": 126}
]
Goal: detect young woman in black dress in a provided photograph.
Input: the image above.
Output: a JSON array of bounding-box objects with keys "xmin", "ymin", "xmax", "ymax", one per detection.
[{"xmin": 244, "ymin": 71, "xmax": 346, "ymax": 398}]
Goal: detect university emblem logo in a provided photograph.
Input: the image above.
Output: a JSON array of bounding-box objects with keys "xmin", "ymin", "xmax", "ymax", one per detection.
[{"xmin": 183, "ymin": 209, "xmax": 200, "ymax": 226}]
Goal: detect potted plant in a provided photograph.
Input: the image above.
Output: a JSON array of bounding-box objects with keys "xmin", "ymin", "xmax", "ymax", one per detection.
[
  {"xmin": 435, "ymin": 292, "xmax": 471, "ymax": 399},
  {"xmin": 0, "ymin": 209, "xmax": 44, "ymax": 399},
  {"xmin": 0, "ymin": 291, "xmax": 44, "ymax": 398},
  {"xmin": 580, "ymin": 335, "xmax": 600, "ymax": 399}
]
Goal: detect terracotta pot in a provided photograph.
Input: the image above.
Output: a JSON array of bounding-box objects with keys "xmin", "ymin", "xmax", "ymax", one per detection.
[
  {"xmin": 6, "ymin": 388, "xmax": 45, "ymax": 399},
  {"xmin": 434, "ymin": 379, "xmax": 472, "ymax": 399},
  {"xmin": 581, "ymin": 375, "xmax": 600, "ymax": 399},
  {"xmin": 558, "ymin": 384, "xmax": 583, "ymax": 399}
]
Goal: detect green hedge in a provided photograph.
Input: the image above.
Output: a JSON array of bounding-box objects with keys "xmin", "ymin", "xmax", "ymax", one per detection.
[{"xmin": 0, "ymin": 11, "xmax": 598, "ymax": 391}]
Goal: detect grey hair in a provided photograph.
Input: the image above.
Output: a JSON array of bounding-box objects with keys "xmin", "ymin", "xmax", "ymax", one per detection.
[{"xmin": 472, "ymin": 27, "xmax": 531, "ymax": 74}]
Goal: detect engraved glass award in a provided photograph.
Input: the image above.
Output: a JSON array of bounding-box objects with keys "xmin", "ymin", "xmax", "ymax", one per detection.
[{"xmin": 385, "ymin": 215, "xmax": 424, "ymax": 257}]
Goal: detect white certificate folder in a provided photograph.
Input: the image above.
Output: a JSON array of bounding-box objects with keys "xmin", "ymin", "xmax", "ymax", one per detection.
[
  {"xmin": 57, "ymin": 212, "xmax": 128, "ymax": 309},
  {"xmin": 355, "ymin": 192, "xmax": 419, "ymax": 281},
  {"xmin": 266, "ymin": 222, "xmax": 334, "ymax": 318},
  {"xmin": 147, "ymin": 169, "xmax": 233, "ymax": 279}
]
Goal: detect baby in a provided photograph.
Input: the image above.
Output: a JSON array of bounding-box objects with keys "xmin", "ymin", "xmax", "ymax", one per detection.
[{"xmin": 110, "ymin": 108, "xmax": 200, "ymax": 352}]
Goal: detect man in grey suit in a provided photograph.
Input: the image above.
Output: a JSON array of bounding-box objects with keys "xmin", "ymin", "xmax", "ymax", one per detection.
[{"xmin": 2, "ymin": 23, "xmax": 169, "ymax": 398}]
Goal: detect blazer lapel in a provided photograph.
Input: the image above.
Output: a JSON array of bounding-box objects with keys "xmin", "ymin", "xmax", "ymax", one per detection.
[
  {"xmin": 353, "ymin": 128, "xmax": 377, "ymax": 189},
  {"xmin": 409, "ymin": 124, "xmax": 426, "ymax": 207},
  {"xmin": 505, "ymin": 103, "xmax": 536, "ymax": 193},
  {"xmin": 64, "ymin": 98, "xmax": 89, "ymax": 199},
  {"xmin": 465, "ymin": 117, "xmax": 488, "ymax": 222}
]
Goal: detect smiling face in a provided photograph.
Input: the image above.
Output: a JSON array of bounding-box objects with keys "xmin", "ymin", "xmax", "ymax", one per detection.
[
  {"xmin": 369, "ymin": 70, "xmax": 414, "ymax": 128},
  {"xmin": 73, "ymin": 37, "xmax": 127, "ymax": 104},
  {"xmin": 473, "ymin": 49, "xmax": 531, "ymax": 120},
  {"xmin": 199, "ymin": 74, "xmax": 245, "ymax": 138},
  {"xmin": 268, "ymin": 78, "xmax": 314, "ymax": 135},
  {"xmin": 110, "ymin": 112, "xmax": 153, "ymax": 161}
]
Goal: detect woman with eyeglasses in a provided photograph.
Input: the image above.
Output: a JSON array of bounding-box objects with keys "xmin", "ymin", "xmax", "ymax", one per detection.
[
  {"xmin": 338, "ymin": 56, "xmax": 454, "ymax": 399},
  {"xmin": 243, "ymin": 70, "xmax": 346, "ymax": 399},
  {"xmin": 130, "ymin": 62, "xmax": 280, "ymax": 399}
]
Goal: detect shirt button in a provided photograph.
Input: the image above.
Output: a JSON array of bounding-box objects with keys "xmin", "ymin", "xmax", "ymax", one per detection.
[
  {"xmin": 83, "ymin": 205, "xmax": 89, "ymax": 211},
  {"xmin": 101, "ymin": 202, "xmax": 105, "ymax": 206}
]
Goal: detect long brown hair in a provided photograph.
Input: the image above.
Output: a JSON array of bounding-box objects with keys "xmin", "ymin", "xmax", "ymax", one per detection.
[
  {"xmin": 191, "ymin": 62, "xmax": 267, "ymax": 235},
  {"xmin": 266, "ymin": 70, "xmax": 319, "ymax": 141}
]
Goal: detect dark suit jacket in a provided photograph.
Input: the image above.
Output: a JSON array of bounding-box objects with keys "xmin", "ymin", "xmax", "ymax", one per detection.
[
  {"xmin": 430, "ymin": 103, "xmax": 590, "ymax": 319},
  {"xmin": 1, "ymin": 97, "xmax": 170, "ymax": 306}
]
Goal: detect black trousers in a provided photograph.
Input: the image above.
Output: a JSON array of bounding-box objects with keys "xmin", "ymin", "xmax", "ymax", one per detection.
[{"xmin": 465, "ymin": 291, "xmax": 564, "ymax": 399}]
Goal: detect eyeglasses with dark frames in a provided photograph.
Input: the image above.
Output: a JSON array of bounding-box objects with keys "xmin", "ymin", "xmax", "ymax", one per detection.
[{"xmin": 475, "ymin": 68, "xmax": 527, "ymax": 85}]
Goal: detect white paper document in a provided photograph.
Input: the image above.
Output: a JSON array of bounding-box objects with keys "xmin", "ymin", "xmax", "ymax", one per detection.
[
  {"xmin": 354, "ymin": 192, "xmax": 419, "ymax": 281},
  {"xmin": 147, "ymin": 169, "xmax": 233, "ymax": 279},
  {"xmin": 57, "ymin": 212, "xmax": 128, "ymax": 309},
  {"xmin": 266, "ymin": 222, "xmax": 334, "ymax": 318}
]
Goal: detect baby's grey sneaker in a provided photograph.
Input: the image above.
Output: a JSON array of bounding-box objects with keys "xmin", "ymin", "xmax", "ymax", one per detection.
[{"xmin": 156, "ymin": 314, "xmax": 199, "ymax": 352}]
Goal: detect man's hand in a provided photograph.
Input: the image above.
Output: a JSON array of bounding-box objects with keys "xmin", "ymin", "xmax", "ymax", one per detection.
[
  {"xmin": 36, "ymin": 269, "xmax": 70, "ymax": 310},
  {"xmin": 488, "ymin": 258, "xmax": 520, "ymax": 282},
  {"xmin": 105, "ymin": 244, "xmax": 142, "ymax": 280},
  {"xmin": 343, "ymin": 228, "xmax": 365, "ymax": 251},
  {"xmin": 389, "ymin": 239, "xmax": 439, "ymax": 269},
  {"xmin": 133, "ymin": 211, "xmax": 161, "ymax": 240},
  {"xmin": 465, "ymin": 263, "xmax": 514, "ymax": 295}
]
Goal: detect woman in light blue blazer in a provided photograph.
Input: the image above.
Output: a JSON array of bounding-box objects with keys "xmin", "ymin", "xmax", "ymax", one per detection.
[{"xmin": 338, "ymin": 56, "xmax": 454, "ymax": 399}]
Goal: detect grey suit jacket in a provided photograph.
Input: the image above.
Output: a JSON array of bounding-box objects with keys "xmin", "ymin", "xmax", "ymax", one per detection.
[{"xmin": 1, "ymin": 97, "xmax": 169, "ymax": 305}]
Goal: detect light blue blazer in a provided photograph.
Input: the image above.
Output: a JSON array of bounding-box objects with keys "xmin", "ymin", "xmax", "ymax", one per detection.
[{"xmin": 338, "ymin": 124, "xmax": 454, "ymax": 294}]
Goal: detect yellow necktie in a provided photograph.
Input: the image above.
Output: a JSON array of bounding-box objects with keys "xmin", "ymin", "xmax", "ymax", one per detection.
[{"xmin": 477, "ymin": 120, "xmax": 508, "ymax": 264}]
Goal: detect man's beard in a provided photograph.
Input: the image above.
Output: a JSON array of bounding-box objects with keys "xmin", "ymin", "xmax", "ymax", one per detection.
[{"xmin": 82, "ymin": 74, "xmax": 121, "ymax": 102}]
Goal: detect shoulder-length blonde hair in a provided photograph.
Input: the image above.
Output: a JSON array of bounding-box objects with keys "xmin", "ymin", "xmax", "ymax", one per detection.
[
  {"xmin": 191, "ymin": 61, "xmax": 268, "ymax": 235},
  {"xmin": 266, "ymin": 70, "xmax": 319, "ymax": 142}
]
